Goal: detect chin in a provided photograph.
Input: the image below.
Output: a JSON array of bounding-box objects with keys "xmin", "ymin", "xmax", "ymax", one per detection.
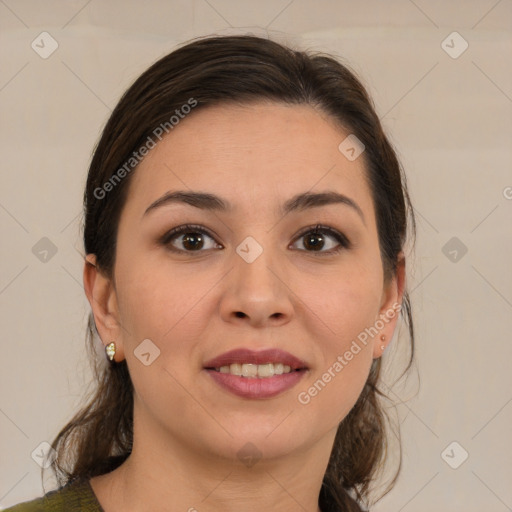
[{"xmin": 202, "ymin": 420, "xmax": 312, "ymax": 465}]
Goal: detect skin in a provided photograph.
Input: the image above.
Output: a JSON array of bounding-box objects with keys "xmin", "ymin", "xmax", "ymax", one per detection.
[{"xmin": 84, "ymin": 102, "xmax": 405, "ymax": 512}]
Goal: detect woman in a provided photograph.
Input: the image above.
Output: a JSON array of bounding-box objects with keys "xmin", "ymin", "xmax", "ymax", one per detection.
[{"xmin": 6, "ymin": 34, "xmax": 415, "ymax": 512}]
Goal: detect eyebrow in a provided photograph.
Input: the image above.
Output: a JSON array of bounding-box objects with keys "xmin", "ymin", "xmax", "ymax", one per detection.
[{"xmin": 143, "ymin": 190, "xmax": 365, "ymax": 224}]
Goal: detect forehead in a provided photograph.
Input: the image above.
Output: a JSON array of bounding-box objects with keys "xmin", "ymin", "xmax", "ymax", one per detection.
[{"xmin": 123, "ymin": 102, "xmax": 375, "ymax": 223}]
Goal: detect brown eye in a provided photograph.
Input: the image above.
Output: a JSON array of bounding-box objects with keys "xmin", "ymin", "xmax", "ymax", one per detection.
[
  {"xmin": 302, "ymin": 232, "xmax": 326, "ymax": 251},
  {"xmin": 180, "ymin": 232, "xmax": 205, "ymax": 251},
  {"xmin": 161, "ymin": 224, "xmax": 221, "ymax": 253},
  {"xmin": 292, "ymin": 225, "xmax": 351, "ymax": 254}
]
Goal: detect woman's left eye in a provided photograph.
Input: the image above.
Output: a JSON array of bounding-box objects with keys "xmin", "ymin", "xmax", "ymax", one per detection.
[
  {"xmin": 160, "ymin": 223, "xmax": 350, "ymax": 254},
  {"xmin": 290, "ymin": 224, "xmax": 351, "ymax": 254}
]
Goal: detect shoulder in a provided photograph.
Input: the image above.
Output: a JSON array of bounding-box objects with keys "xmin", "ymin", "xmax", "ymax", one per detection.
[
  {"xmin": 2, "ymin": 479, "xmax": 104, "ymax": 512},
  {"xmin": 2, "ymin": 496, "xmax": 46, "ymax": 512}
]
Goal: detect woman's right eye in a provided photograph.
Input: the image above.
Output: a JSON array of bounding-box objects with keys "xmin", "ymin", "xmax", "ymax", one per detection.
[{"xmin": 161, "ymin": 224, "xmax": 222, "ymax": 253}]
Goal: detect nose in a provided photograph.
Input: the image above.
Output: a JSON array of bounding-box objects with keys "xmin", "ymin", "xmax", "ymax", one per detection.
[{"xmin": 218, "ymin": 244, "xmax": 294, "ymax": 328}]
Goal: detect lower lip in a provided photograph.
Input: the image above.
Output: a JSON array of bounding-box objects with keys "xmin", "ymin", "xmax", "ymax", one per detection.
[{"xmin": 205, "ymin": 369, "xmax": 307, "ymax": 399}]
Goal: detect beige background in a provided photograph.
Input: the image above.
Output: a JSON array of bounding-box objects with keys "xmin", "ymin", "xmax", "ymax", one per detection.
[{"xmin": 1, "ymin": 1, "xmax": 511, "ymax": 511}]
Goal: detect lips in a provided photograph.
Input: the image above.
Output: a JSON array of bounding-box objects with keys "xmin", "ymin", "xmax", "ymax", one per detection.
[
  {"xmin": 203, "ymin": 348, "xmax": 308, "ymax": 371},
  {"xmin": 203, "ymin": 348, "xmax": 309, "ymax": 399}
]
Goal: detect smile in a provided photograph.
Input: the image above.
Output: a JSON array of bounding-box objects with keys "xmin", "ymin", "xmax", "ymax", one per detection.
[{"xmin": 214, "ymin": 362, "xmax": 294, "ymax": 378}]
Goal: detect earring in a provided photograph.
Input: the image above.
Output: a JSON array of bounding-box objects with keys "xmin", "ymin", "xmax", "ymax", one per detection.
[
  {"xmin": 380, "ymin": 335, "xmax": 386, "ymax": 351},
  {"xmin": 106, "ymin": 341, "xmax": 116, "ymax": 362}
]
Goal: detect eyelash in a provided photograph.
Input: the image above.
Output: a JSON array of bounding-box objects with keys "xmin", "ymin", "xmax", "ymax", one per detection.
[{"xmin": 160, "ymin": 223, "xmax": 351, "ymax": 256}]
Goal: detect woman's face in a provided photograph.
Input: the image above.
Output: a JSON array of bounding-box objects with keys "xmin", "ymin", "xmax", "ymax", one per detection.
[{"xmin": 88, "ymin": 102, "xmax": 404, "ymax": 464}]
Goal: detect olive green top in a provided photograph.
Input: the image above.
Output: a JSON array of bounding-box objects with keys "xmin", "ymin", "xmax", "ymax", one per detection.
[
  {"xmin": 3, "ymin": 478, "xmax": 363, "ymax": 511},
  {"xmin": 2, "ymin": 479, "xmax": 104, "ymax": 512}
]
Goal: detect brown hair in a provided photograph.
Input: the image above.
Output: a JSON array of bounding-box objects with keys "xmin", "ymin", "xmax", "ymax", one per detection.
[{"xmin": 46, "ymin": 34, "xmax": 416, "ymax": 512}]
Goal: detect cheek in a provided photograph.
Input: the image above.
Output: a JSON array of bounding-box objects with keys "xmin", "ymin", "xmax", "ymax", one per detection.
[
  {"xmin": 114, "ymin": 253, "xmax": 216, "ymax": 355},
  {"xmin": 296, "ymin": 290, "xmax": 377, "ymax": 426},
  {"xmin": 293, "ymin": 261, "xmax": 381, "ymax": 416},
  {"xmin": 295, "ymin": 255, "xmax": 383, "ymax": 341},
  {"xmin": 113, "ymin": 261, "xmax": 211, "ymax": 420}
]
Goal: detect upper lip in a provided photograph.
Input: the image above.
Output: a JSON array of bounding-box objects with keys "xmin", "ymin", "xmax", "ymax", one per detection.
[{"xmin": 203, "ymin": 348, "xmax": 308, "ymax": 370}]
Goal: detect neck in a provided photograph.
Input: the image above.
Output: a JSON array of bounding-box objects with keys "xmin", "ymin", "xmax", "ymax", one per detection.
[{"xmin": 91, "ymin": 407, "xmax": 335, "ymax": 512}]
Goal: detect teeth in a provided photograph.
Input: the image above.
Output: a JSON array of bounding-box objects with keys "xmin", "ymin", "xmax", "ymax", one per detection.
[
  {"xmin": 215, "ymin": 363, "xmax": 296, "ymax": 378},
  {"xmin": 241, "ymin": 363, "xmax": 258, "ymax": 377},
  {"xmin": 257, "ymin": 363, "xmax": 273, "ymax": 378},
  {"xmin": 230, "ymin": 363, "xmax": 242, "ymax": 376}
]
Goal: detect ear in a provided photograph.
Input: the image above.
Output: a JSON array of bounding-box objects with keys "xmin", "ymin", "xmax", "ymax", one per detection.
[
  {"xmin": 83, "ymin": 254, "xmax": 125, "ymax": 362},
  {"xmin": 373, "ymin": 251, "xmax": 406, "ymax": 358}
]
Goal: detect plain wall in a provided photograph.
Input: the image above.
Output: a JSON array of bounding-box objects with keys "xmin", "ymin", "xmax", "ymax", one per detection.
[{"xmin": 1, "ymin": 1, "xmax": 511, "ymax": 510}]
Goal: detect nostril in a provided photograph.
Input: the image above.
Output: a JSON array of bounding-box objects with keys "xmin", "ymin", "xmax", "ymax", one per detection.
[{"xmin": 235, "ymin": 311, "xmax": 246, "ymax": 318}]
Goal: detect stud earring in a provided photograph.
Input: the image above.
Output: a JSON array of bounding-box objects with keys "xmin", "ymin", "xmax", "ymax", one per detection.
[
  {"xmin": 380, "ymin": 334, "xmax": 386, "ymax": 351},
  {"xmin": 106, "ymin": 341, "xmax": 116, "ymax": 361}
]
